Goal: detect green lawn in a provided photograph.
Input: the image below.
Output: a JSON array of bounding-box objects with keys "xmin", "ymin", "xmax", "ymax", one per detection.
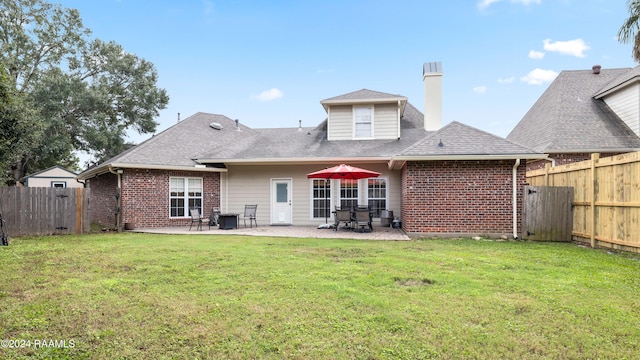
[{"xmin": 1, "ymin": 233, "xmax": 639, "ymax": 359}]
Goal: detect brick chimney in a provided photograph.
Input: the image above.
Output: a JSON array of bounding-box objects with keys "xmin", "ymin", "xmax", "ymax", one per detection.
[{"xmin": 423, "ymin": 62, "xmax": 443, "ymax": 131}]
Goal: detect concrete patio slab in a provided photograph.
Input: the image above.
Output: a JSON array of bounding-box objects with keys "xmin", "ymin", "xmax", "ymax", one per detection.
[{"xmin": 129, "ymin": 224, "xmax": 411, "ymax": 241}]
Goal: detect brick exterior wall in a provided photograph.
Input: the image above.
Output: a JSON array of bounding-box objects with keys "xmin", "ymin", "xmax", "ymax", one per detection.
[
  {"xmin": 87, "ymin": 172, "xmax": 119, "ymax": 228},
  {"xmin": 401, "ymin": 160, "xmax": 526, "ymax": 237},
  {"xmin": 87, "ymin": 169, "xmax": 220, "ymax": 229}
]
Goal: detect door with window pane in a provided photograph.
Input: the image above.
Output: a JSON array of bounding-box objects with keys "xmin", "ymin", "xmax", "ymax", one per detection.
[{"xmin": 271, "ymin": 179, "xmax": 292, "ymax": 224}]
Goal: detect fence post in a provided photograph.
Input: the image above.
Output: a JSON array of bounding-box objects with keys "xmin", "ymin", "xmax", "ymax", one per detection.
[
  {"xmin": 75, "ymin": 188, "xmax": 83, "ymax": 234},
  {"xmin": 544, "ymin": 163, "xmax": 551, "ymax": 186},
  {"xmin": 590, "ymin": 153, "xmax": 600, "ymax": 248}
]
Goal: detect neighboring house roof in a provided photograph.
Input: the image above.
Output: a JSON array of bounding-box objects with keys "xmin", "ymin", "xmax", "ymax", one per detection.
[
  {"xmin": 507, "ymin": 67, "xmax": 640, "ymax": 153},
  {"xmin": 594, "ymin": 66, "xmax": 640, "ymax": 98},
  {"xmin": 78, "ymin": 90, "xmax": 544, "ymax": 180},
  {"xmin": 24, "ymin": 165, "xmax": 77, "ymax": 178},
  {"xmin": 23, "ymin": 165, "xmax": 78, "ymax": 186}
]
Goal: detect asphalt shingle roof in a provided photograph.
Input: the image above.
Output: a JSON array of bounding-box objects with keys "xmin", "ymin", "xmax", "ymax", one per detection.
[
  {"xmin": 79, "ymin": 89, "xmax": 543, "ymax": 179},
  {"xmin": 400, "ymin": 121, "xmax": 539, "ymax": 157},
  {"xmin": 506, "ymin": 67, "xmax": 640, "ymax": 153},
  {"xmin": 321, "ymin": 89, "xmax": 406, "ymax": 102}
]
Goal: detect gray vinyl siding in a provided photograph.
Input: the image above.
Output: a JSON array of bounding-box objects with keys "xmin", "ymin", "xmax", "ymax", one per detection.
[
  {"xmin": 604, "ymin": 84, "xmax": 640, "ymax": 136},
  {"xmin": 373, "ymin": 104, "xmax": 400, "ymax": 139},
  {"xmin": 220, "ymin": 163, "xmax": 402, "ymax": 226},
  {"xmin": 327, "ymin": 105, "xmax": 353, "ymax": 140}
]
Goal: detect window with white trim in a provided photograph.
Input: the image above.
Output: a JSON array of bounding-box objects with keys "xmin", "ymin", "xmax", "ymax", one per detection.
[
  {"xmin": 170, "ymin": 177, "xmax": 203, "ymax": 217},
  {"xmin": 311, "ymin": 179, "xmax": 330, "ymax": 219},
  {"xmin": 354, "ymin": 106, "xmax": 373, "ymax": 138},
  {"xmin": 367, "ymin": 178, "xmax": 387, "ymax": 218},
  {"xmin": 51, "ymin": 181, "xmax": 66, "ymax": 188},
  {"xmin": 339, "ymin": 179, "xmax": 359, "ymax": 209}
]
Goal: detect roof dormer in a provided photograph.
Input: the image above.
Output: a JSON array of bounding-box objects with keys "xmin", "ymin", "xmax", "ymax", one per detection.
[{"xmin": 320, "ymin": 89, "xmax": 407, "ymax": 141}]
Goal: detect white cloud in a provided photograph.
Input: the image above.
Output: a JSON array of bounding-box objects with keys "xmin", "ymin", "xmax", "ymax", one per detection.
[
  {"xmin": 202, "ymin": 0, "xmax": 214, "ymax": 16},
  {"xmin": 473, "ymin": 86, "xmax": 488, "ymax": 94},
  {"xmin": 253, "ymin": 88, "xmax": 284, "ymax": 101},
  {"xmin": 478, "ymin": 0, "xmax": 501, "ymax": 9},
  {"xmin": 520, "ymin": 68, "xmax": 559, "ymax": 85},
  {"xmin": 478, "ymin": 0, "xmax": 540, "ymax": 9},
  {"xmin": 529, "ymin": 50, "xmax": 545, "ymax": 59},
  {"xmin": 543, "ymin": 38, "xmax": 590, "ymax": 58},
  {"xmin": 498, "ymin": 77, "xmax": 515, "ymax": 84}
]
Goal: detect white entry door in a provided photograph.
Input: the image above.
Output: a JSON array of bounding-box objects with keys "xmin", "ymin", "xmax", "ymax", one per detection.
[{"xmin": 271, "ymin": 178, "xmax": 292, "ymax": 224}]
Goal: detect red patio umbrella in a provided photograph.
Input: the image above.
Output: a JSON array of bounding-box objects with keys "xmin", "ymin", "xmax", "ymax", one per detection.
[{"xmin": 307, "ymin": 164, "xmax": 381, "ymax": 225}]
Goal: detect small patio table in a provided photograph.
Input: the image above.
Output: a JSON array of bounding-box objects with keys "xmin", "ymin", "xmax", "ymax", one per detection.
[{"xmin": 218, "ymin": 213, "xmax": 239, "ymax": 230}]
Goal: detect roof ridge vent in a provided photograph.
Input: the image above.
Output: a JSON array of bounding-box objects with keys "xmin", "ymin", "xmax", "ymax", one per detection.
[
  {"xmin": 592, "ymin": 64, "xmax": 601, "ymax": 74},
  {"xmin": 209, "ymin": 122, "xmax": 223, "ymax": 130}
]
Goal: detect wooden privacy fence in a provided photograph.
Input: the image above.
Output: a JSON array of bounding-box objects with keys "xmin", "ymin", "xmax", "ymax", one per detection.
[
  {"xmin": 527, "ymin": 152, "xmax": 640, "ymax": 252},
  {"xmin": 0, "ymin": 187, "xmax": 90, "ymax": 237}
]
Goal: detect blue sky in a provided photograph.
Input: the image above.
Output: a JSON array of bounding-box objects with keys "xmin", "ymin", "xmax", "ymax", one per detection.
[{"xmin": 54, "ymin": 0, "xmax": 635, "ymax": 147}]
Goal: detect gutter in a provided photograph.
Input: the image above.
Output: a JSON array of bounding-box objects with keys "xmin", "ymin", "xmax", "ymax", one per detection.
[
  {"xmin": 196, "ymin": 157, "xmax": 392, "ymax": 165},
  {"xmin": 392, "ymin": 154, "xmax": 548, "ymax": 161},
  {"xmin": 543, "ymin": 148, "xmax": 640, "ymax": 154},
  {"xmin": 78, "ymin": 162, "xmax": 227, "ymax": 181}
]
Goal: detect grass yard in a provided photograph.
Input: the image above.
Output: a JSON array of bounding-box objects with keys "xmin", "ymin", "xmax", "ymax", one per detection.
[{"xmin": 1, "ymin": 233, "xmax": 639, "ymax": 359}]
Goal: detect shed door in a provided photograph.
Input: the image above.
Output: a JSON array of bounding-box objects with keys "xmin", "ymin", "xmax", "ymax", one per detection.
[{"xmin": 271, "ymin": 179, "xmax": 292, "ymax": 225}]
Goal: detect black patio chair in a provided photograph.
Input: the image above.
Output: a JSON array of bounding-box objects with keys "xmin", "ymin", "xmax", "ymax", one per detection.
[
  {"xmin": 189, "ymin": 207, "xmax": 208, "ymax": 231},
  {"xmin": 242, "ymin": 204, "xmax": 258, "ymax": 228},
  {"xmin": 353, "ymin": 206, "xmax": 373, "ymax": 233},
  {"xmin": 333, "ymin": 207, "xmax": 354, "ymax": 231}
]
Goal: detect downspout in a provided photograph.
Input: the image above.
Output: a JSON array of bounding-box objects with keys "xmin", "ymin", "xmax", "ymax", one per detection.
[
  {"xmin": 397, "ymin": 100, "xmax": 401, "ymax": 139},
  {"xmin": 512, "ymin": 159, "xmax": 520, "ymax": 239},
  {"xmin": 108, "ymin": 166, "xmax": 122, "ymax": 231}
]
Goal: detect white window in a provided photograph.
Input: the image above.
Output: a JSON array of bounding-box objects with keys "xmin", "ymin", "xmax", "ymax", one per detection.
[
  {"xmin": 170, "ymin": 177, "xmax": 203, "ymax": 217},
  {"xmin": 367, "ymin": 178, "xmax": 387, "ymax": 218},
  {"xmin": 339, "ymin": 179, "xmax": 359, "ymax": 209},
  {"xmin": 51, "ymin": 181, "xmax": 66, "ymax": 188},
  {"xmin": 311, "ymin": 179, "xmax": 331, "ymax": 219},
  {"xmin": 354, "ymin": 106, "xmax": 373, "ymax": 138}
]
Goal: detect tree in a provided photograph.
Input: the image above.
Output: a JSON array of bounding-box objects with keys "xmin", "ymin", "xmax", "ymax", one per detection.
[
  {"xmin": 0, "ymin": 64, "xmax": 42, "ymax": 185},
  {"xmin": 0, "ymin": 0, "xmax": 169, "ymax": 185},
  {"xmin": 618, "ymin": 0, "xmax": 640, "ymax": 63}
]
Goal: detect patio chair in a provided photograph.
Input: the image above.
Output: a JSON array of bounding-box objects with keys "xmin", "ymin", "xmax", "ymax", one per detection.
[
  {"xmin": 333, "ymin": 207, "xmax": 354, "ymax": 231},
  {"xmin": 242, "ymin": 204, "xmax": 258, "ymax": 228},
  {"xmin": 353, "ymin": 206, "xmax": 373, "ymax": 233},
  {"xmin": 189, "ymin": 207, "xmax": 208, "ymax": 231}
]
